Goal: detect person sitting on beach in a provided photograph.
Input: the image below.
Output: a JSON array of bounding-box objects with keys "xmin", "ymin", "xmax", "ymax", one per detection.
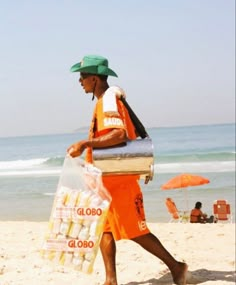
[{"xmin": 190, "ymin": 202, "xmax": 215, "ymax": 223}]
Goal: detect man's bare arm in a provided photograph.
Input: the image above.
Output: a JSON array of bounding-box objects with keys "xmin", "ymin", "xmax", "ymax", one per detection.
[{"xmin": 67, "ymin": 128, "xmax": 126, "ymax": 158}]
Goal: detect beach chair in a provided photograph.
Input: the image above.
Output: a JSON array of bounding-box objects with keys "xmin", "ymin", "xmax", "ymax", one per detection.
[
  {"xmin": 165, "ymin": 198, "xmax": 189, "ymax": 223},
  {"xmin": 213, "ymin": 200, "xmax": 232, "ymax": 223}
]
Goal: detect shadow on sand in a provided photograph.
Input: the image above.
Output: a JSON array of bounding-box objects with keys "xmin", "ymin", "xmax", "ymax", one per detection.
[{"xmin": 122, "ymin": 269, "xmax": 236, "ymax": 285}]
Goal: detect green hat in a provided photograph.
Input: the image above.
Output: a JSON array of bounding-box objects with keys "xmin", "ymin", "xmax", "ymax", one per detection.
[{"xmin": 70, "ymin": 55, "xmax": 118, "ymax": 77}]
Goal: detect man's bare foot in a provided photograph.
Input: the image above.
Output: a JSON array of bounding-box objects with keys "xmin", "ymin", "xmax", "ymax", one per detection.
[{"xmin": 171, "ymin": 262, "xmax": 188, "ymax": 285}]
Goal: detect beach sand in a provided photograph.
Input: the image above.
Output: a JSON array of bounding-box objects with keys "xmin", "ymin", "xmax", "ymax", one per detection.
[{"xmin": 0, "ymin": 221, "xmax": 235, "ymax": 285}]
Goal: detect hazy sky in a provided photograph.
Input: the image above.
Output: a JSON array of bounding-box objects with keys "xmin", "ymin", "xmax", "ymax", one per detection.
[{"xmin": 0, "ymin": 0, "xmax": 235, "ymax": 137}]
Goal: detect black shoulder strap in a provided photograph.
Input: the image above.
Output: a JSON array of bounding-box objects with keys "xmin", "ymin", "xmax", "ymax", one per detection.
[{"xmin": 119, "ymin": 97, "xmax": 149, "ymax": 139}]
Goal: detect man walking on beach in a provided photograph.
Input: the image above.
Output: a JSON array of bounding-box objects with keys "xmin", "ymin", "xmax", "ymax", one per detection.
[{"xmin": 67, "ymin": 54, "xmax": 188, "ymax": 285}]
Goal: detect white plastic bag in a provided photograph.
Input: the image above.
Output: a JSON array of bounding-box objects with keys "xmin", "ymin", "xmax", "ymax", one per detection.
[{"xmin": 41, "ymin": 155, "xmax": 111, "ymax": 274}]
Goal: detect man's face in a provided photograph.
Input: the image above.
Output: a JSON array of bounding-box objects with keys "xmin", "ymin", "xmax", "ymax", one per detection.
[{"xmin": 79, "ymin": 73, "xmax": 96, "ymax": 93}]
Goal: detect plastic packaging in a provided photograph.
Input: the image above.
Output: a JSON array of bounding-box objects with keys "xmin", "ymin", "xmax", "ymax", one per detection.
[{"xmin": 41, "ymin": 155, "xmax": 111, "ymax": 274}]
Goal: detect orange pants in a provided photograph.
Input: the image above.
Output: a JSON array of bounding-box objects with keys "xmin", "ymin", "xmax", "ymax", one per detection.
[{"xmin": 102, "ymin": 175, "xmax": 150, "ymax": 241}]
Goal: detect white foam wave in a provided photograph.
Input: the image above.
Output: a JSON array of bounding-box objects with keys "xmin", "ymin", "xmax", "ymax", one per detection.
[
  {"xmin": 0, "ymin": 169, "xmax": 61, "ymax": 177},
  {"xmin": 155, "ymin": 161, "xmax": 235, "ymax": 173},
  {"xmin": 0, "ymin": 158, "xmax": 48, "ymax": 170},
  {"xmin": 0, "ymin": 160, "xmax": 234, "ymax": 177}
]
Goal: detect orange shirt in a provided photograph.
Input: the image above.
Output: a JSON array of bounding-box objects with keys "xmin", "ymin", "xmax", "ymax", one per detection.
[
  {"xmin": 84, "ymin": 87, "xmax": 149, "ymax": 240},
  {"xmin": 85, "ymin": 88, "xmax": 137, "ymax": 163}
]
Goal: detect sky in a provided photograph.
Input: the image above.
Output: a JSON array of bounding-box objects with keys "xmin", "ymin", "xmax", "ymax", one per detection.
[{"xmin": 0, "ymin": 0, "xmax": 235, "ymax": 137}]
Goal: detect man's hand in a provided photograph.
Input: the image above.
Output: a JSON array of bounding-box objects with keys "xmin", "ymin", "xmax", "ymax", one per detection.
[
  {"xmin": 67, "ymin": 129, "xmax": 127, "ymax": 158},
  {"xmin": 67, "ymin": 140, "xmax": 88, "ymax": 158}
]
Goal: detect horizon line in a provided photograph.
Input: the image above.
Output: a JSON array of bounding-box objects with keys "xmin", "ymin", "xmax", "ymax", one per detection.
[{"xmin": 0, "ymin": 122, "xmax": 235, "ymax": 139}]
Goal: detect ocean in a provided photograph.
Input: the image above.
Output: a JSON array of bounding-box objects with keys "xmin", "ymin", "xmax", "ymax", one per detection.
[{"xmin": 0, "ymin": 123, "xmax": 235, "ymax": 222}]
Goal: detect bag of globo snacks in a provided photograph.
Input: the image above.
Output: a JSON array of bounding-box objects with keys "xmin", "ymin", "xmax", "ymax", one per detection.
[{"xmin": 41, "ymin": 155, "xmax": 111, "ymax": 274}]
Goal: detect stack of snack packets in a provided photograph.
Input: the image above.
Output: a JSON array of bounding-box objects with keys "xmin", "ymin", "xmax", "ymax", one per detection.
[{"xmin": 41, "ymin": 155, "xmax": 111, "ymax": 274}]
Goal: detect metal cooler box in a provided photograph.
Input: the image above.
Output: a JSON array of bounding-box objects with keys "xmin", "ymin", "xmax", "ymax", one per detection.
[{"xmin": 93, "ymin": 138, "xmax": 154, "ymax": 183}]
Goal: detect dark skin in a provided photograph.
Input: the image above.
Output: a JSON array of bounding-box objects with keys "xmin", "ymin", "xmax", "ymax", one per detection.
[{"xmin": 67, "ymin": 73, "xmax": 188, "ymax": 285}]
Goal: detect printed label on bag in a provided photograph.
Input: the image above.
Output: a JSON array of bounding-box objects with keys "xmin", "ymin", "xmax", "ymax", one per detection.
[
  {"xmin": 53, "ymin": 207, "xmax": 103, "ymax": 220},
  {"xmin": 68, "ymin": 239, "xmax": 94, "ymax": 249},
  {"xmin": 43, "ymin": 238, "xmax": 95, "ymax": 252}
]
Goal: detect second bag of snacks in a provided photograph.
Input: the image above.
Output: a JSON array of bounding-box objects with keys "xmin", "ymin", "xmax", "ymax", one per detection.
[{"xmin": 41, "ymin": 155, "xmax": 111, "ymax": 274}]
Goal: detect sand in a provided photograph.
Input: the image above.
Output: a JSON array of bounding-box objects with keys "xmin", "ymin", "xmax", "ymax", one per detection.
[{"xmin": 0, "ymin": 221, "xmax": 235, "ymax": 285}]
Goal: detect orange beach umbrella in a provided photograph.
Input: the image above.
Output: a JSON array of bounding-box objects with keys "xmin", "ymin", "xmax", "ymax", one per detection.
[
  {"xmin": 161, "ymin": 173, "xmax": 210, "ymax": 210},
  {"xmin": 161, "ymin": 173, "xmax": 210, "ymax": 190}
]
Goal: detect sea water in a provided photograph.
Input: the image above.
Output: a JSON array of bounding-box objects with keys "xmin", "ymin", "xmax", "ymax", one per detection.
[{"xmin": 0, "ymin": 123, "xmax": 235, "ymax": 222}]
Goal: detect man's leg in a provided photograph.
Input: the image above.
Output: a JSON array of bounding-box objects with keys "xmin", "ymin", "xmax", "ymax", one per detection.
[
  {"xmin": 99, "ymin": 232, "xmax": 118, "ymax": 285},
  {"xmin": 132, "ymin": 233, "xmax": 188, "ymax": 285}
]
